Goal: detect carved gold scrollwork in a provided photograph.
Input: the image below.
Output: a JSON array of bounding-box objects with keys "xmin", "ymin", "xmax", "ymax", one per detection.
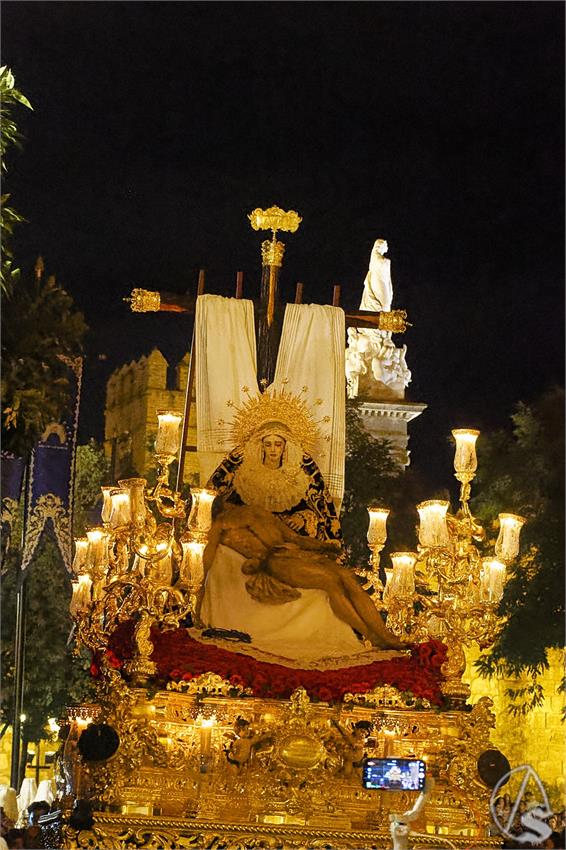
[
  {"xmin": 127, "ymin": 289, "xmax": 161, "ymax": 313},
  {"xmin": 377, "ymin": 309, "xmax": 409, "ymax": 332},
  {"xmin": 248, "ymin": 206, "xmax": 302, "ymax": 234},
  {"xmin": 260, "ymin": 238, "xmax": 285, "ymax": 268}
]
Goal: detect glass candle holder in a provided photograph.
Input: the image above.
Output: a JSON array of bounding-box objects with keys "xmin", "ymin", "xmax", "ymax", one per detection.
[
  {"xmin": 480, "ymin": 557, "xmax": 506, "ymax": 603},
  {"xmin": 188, "ymin": 489, "xmax": 216, "ymax": 536},
  {"xmin": 69, "ymin": 580, "xmax": 81, "ymax": 617},
  {"xmin": 100, "ymin": 487, "xmax": 114, "ymax": 525},
  {"xmin": 417, "ymin": 500, "xmax": 450, "ymax": 548},
  {"xmin": 180, "ymin": 539, "xmax": 205, "ymax": 590},
  {"xmin": 452, "ymin": 429, "xmax": 480, "ymax": 475},
  {"xmin": 155, "ymin": 410, "xmax": 183, "ymax": 456},
  {"xmin": 367, "ymin": 507, "xmax": 390, "ymax": 547},
  {"xmin": 86, "ymin": 528, "xmax": 109, "ymax": 572},
  {"xmin": 389, "ymin": 552, "xmax": 417, "ymax": 597},
  {"xmin": 70, "ymin": 574, "xmax": 93, "ymax": 616},
  {"xmin": 151, "ymin": 546, "xmax": 173, "ymax": 586},
  {"xmin": 72, "ymin": 538, "xmax": 89, "ymax": 575},
  {"xmin": 495, "ymin": 513, "xmax": 526, "ymax": 562},
  {"xmin": 199, "ymin": 715, "xmax": 215, "ymax": 758},
  {"xmin": 383, "ymin": 567, "xmax": 394, "ymax": 600},
  {"xmin": 118, "ymin": 478, "xmax": 147, "ymax": 526},
  {"xmin": 109, "ymin": 488, "xmax": 131, "ymax": 528}
]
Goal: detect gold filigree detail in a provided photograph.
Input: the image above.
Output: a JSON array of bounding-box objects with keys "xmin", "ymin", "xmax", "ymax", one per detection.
[
  {"xmin": 62, "ymin": 817, "xmax": 503, "ymax": 849},
  {"xmin": 248, "ymin": 206, "xmax": 302, "ymax": 235},
  {"xmin": 342, "ymin": 683, "xmax": 431, "ymax": 711},
  {"xmin": 67, "ymin": 686, "xmax": 498, "ymax": 841},
  {"xmin": 226, "ymin": 385, "xmax": 324, "ymax": 456},
  {"xmin": 167, "ymin": 671, "xmax": 252, "ymax": 698},
  {"xmin": 377, "ymin": 309, "xmax": 409, "ymax": 333},
  {"xmin": 126, "ymin": 289, "xmax": 161, "ymax": 313},
  {"xmin": 21, "ymin": 493, "xmax": 71, "ymax": 571},
  {"xmin": 65, "ymin": 703, "xmax": 101, "ymax": 721},
  {"xmin": 260, "ymin": 238, "xmax": 285, "ymax": 268}
]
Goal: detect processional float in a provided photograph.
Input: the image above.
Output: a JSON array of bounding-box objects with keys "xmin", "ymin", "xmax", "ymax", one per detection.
[{"xmin": 53, "ymin": 208, "xmax": 525, "ymax": 849}]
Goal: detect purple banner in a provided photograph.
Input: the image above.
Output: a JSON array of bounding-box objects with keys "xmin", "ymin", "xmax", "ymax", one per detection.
[{"xmin": 21, "ymin": 357, "xmax": 83, "ymax": 571}]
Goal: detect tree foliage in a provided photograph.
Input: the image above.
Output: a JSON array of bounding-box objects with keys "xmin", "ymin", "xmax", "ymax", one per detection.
[
  {"xmin": 0, "ymin": 66, "xmax": 32, "ymax": 296},
  {"xmin": 0, "ymin": 442, "xmax": 108, "ymax": 743},
  {"xmin": 1, "ymin": 66, "xmax": 88, "ymax": 459},
  {"xmin": 73, "ymin": 440, "xmax": 111, "ymax": 533},
  {"xmin": 1, "ymin": 270, "xmax": 88, "ymax": 458},
  {"xmin": 471, "ymin": 387, "xmax": 565, "ymax": 704},
  {"xmin": 341, "ymin": 401, "xmax": 428, "ymax": 569}
]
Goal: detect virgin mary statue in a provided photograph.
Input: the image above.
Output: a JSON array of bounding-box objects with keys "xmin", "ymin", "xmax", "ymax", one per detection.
[{"xmin": 197, "ymin": 387, "xmax": 405, "ymax": 666}]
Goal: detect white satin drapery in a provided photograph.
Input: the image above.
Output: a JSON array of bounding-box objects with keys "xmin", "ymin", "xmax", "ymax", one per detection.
[{"xmin": 195, "ymin": 295, "xmax": 345, "ymax": 507}]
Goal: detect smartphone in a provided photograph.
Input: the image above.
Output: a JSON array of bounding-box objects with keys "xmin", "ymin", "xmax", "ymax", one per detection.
[{"xmin": 361, "ymin": 757, "xmax": 426, "ymax": 791}]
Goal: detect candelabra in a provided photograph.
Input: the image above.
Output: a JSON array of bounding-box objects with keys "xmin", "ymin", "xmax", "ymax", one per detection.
[
  {"xmin": 364, "ymin": 429, "xmax": 526, "ymax": 706},
  {"xmin": 70, "ymin": 411, "xmax": 215, "ymax": 686}
]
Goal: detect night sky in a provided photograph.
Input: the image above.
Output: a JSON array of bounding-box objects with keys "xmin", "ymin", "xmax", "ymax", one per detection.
[{"xmin": 2, "ymin": 2, "xmax": 564, "ymax": 489}]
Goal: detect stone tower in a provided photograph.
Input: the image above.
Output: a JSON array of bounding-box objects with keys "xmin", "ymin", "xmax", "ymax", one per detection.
[{"xmin": 104, "ymin": 349, "xmax": 198, "ymax": 483}]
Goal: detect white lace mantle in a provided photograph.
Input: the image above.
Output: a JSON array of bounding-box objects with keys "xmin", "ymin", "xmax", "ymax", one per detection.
[{"xmin": 233, "ymin": 460, "xmax": 310, "ymax": 513}]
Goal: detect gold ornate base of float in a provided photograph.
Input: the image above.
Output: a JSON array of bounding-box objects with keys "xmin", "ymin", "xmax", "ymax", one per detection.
[
  {"xmin": 62, "ymin": 813, "xmax": 502, "ymax": 850},
  {"xmin": 61, "ymin": 670, "xmax": 500, "ymax": 849}
]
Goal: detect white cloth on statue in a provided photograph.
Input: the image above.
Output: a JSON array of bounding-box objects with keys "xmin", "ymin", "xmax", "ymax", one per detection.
[
  {"xmin": 17, "ymin": 777, "xmax": 37, "ymax": 816},
  {"xmin": 0, "ymin": 786, "xmax": 18, "ymax": 822},
  {"xmin": 34, "ymin": 779, "xmax": 54, "ymax": 805},
  {"xmin": 195, "ymin": 294, "xmax": 259, "ymax": 485},
  {"xmin": 200, "ymin": 544, "xmax": 369, "ymax": 665},
  {"xmin": 272, "ymin": 303, "xmax": 345, "ymax": 509}
]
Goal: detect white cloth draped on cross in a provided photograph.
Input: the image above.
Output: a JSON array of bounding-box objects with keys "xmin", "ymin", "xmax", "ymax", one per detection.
[{"xmin": 195, "ymin": 294, "xmax": 345, "ymax": 509}]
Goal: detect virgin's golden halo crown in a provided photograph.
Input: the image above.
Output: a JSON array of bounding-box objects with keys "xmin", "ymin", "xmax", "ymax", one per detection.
[{"xmin": 219, "ymin": 384, "xmax": 330, "ymax": 455}]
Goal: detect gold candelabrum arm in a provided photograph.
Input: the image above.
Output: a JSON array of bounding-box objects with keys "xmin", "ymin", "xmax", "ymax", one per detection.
[
  {"xmin": 70, "ymin": 411, "xmax": 215, "ymax": 687},
  {"xmin": 364, "ymin": 427, "xmax": 526, "ymax": 707}
]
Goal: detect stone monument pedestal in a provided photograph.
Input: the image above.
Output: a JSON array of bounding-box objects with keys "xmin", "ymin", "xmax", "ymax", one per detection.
[{"xmin": 358, "ymin": 398, "xmax": 427, "ymax": 467}]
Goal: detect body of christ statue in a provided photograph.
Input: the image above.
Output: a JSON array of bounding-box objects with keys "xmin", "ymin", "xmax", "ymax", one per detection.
[{"xmin": 196, "ymin": 388, "xmax": 405, "ymax": 665}]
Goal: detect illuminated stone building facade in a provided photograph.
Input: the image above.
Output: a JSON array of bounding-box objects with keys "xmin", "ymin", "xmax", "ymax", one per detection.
[{"xmin": 104, "ymin": 349, "xmax": 198, "ymax": 484}]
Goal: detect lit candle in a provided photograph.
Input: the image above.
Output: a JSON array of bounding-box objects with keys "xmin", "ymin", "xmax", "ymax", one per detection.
[
  {"xmin": 417, "ymin": 500, "xmax": 450, "ymax": 548},
  {"xmin": 70, "ymin": 574, "xmax": 93, "ymax": 616},
  {"xmin": 199, "ymin": 716, "xmax": 215, "ymax": 757},
  {"xmin": 383, "ymin": 728, "xmax": 396, "ymax": 758},
  {"xmin": 100, "ymin": 487, "xmax": 114, "ymax": 525},
  {"xmin": 86, "ymin": 528, "xmax": 109, "ymax": 571},
  {"xmin": 155, "ymin": 410, "xmax": 183, "ymax": 456},
  {"xmin": 389, "ymin": 552, "xmax": 417, "ymax": 597},
  {"xmin": 495, "ymin": 513, "xmax": 526, "ymax": 563},
  {"xmin": 367, "ymin": 507, "xmax": 390, "ymax": 547},
  {"xmin": 152, "ymin": 546, "xmax": 173, "ymax": 586},
  {"xmin": 188, "ymin": 488, "xmax": 216, "ymax": 536},
  {"xmin": 108, "ymin": 488, "xmax": 131, "ymax": 528},
  {"xmin": 452, "ymin": 429, "xmax": 480, "ymax": 475},
  {"xmin": 180, "ymin": 539, "xmax": 205, "ymax": 591},
  {"xmin": 69, "ymin": 580, "xmax": 81, "ymax": 617},
  {"xmin": 480, "ymin": 557, "xmax": 506, "ymax": 603},
  {"xmin": 383, "ymin": 567, "xmax": 394, "ymax": 600},
  {"xmin": 118, "ymin": 478, "xmax": 147, "ymax": 526},
  {"xmin": 72, "ymin": 538, "xmax": 89, "ymax": 575}
]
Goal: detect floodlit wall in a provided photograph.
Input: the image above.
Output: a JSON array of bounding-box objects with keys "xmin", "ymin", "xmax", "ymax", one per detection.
[
  {"xmin": 104, "ymin": 349, "xmax": 198, "ymax": 484},
  {"xmin": 465, "ymin": 645, "xmax": 565, "ymax": 808}
]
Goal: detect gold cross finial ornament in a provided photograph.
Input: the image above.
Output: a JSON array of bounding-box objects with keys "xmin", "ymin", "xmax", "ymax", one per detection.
[{"xmin": 248, "ymin": 206, "xmax": 302, "ymax": 269}]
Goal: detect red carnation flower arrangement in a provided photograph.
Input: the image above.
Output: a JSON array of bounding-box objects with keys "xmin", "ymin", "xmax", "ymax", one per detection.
[{"xmin": 92, "ymin": 621, "xmax": 448, "ymax": 707}]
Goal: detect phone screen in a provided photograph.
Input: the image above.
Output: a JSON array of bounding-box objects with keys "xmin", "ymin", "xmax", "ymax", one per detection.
[{"xmin": 362, "ymin": 757, "xmax": 426, "ymax": 791}]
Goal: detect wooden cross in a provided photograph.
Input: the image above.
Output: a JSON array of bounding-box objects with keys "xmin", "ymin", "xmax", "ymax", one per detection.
[{"xmin": 125, "ymin": 207, "xmax": 408, "ymax": 487}]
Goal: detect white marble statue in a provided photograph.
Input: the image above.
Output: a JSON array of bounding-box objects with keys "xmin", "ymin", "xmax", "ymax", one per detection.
[
  {"xmin": 345, "ymin": 239, "xmax": 411, "ymax": 399},
  {"xmin": 360, "ymin": 238, "xmax": 393, "ymax": 313}
]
